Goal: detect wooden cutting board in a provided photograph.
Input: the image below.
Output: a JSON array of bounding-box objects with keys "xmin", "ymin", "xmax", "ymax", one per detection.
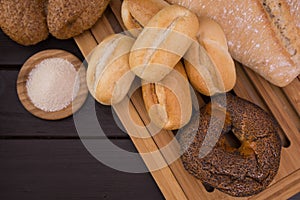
[{"xmin": 74, "ymin": 1, "xmax": 300, "ymax": 199}]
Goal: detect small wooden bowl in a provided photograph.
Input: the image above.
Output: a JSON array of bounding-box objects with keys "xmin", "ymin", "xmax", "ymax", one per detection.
[{"xmin": 17, "ymin": 49, "xmax": 88, "ymax": 120}]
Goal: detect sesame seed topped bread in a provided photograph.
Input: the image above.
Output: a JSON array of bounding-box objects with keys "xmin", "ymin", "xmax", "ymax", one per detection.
[
  {"xmin": 0, "ymin": 0, "xmax": 110, "ymax": 45},
  {"xmin": 47, "ymin": 0, "xmax": 110, "ymax": 39},
  {"xmin": 0, "ymin": 0, "xmax": 49, "ymax": 46}
]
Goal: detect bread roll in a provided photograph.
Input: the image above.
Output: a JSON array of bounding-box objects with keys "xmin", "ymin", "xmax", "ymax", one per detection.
[
  {"xmin": 166, "ymin": 0, "xmax": 300, "ymax": 87},
  {"xmin": 0, "ymin": 0, "xmax": 48, "ymax": 46},
  {"xmin": 121, "ymin": 0, "xmax": 169, "ymax": 37},
  {"xmin": 87, "ymin": 34, "xmax": 135, "ymax": 105},
  {"xmin": 47, "ymin": 0, "xmax": 110, "ymax": 39},
  {"xmin": 129, "ymin": 5, "xmax": 199, "ymax": 82},
  {"xmin": 184, "ymin": 17, "xmax": 236, "ymax": 96},
  {"xmin": 142, "ymin": 62, "xmax": 192, "ymax": 130}
]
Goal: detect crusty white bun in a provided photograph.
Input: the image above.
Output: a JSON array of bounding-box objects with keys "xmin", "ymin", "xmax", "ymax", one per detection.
[
  {"xmin": 129, "ymin": 5, "xmax": 199, "ymax": 82},
  {"xmin": 184, "ymin": 17, "xmax": 236, "ymax": 96},
  {"xmin": 166, "ymin": 0, "xmax": 300, "ymax": 87},
  {"xmin": 121, "ymin": 0, "xmax": 169, "ymax": 37},
  {"xmin": 86, "ymin": 34, "xmax": 135, "ymax": 105},
  {"xmin": 142, "ymin": 62, "xmax": 192, "ymax": 130}
]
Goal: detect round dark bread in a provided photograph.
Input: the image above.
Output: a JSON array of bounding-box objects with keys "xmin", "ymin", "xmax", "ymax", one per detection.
[
  {"xmin": 0, "ymin": 0, "xmax": 48, "ymax": 46},
  {"xmin": 178, "ymin": 93, "xmax": 281, "ymax": 197}
]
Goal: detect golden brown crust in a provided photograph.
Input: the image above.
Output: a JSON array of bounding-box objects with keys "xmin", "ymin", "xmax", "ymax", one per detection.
[
  {"xmin": 184, "ymin": 17, "xmax": 236, "ymax": 96},
  {"xmin": 0, "ymin": 0, "xmax": 48, "ymax": 46},
  {"xmin": 121, "ymin": 0, "xmax": 169, "ymax": 37},
  {"xmin": 142, "ymin": 62, "xmax": 192, "ymax": 130},
  {"xmin": 130, "ymin": 5, "xmax": 199, "ymax": 82},
  {"xmin": 86, "ymin": 34, "xmax": 135, "ymax": 105},
  {"xmin": 47, "ymin": 0, "xmax": 110, "ymax": 39}
]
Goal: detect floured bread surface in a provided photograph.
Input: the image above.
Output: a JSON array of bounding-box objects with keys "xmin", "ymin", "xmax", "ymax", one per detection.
[
  {"xmin": 285, "ymin": 0, "xmax": 300, "ymax": 29},
  {"xmin": 166, "ymin": 0, "xmax": 300, "ymax": 87},
  {"xmin": 0, "ymin": 0, "xmax": 48, "ymax": 45}
]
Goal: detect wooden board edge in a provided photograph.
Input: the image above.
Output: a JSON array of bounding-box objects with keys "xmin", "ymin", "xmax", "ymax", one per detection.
[
  {"xmin": 250, "ymin": 168, "xmax": 300, "ymax": 200},
  {"xmin": 73, "ymin": 18, "xmax": 188, "ymax": 200}
]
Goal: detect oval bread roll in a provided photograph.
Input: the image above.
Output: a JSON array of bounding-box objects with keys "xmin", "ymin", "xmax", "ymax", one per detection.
[
  {"xmin": 87, "ymin": 34, "xmax": 135, "ymax": 105},
  {"xmin": 121, "ymin": 0, "xmax": 169, "ymax": 37},
  {"xmin": 130, "ymin": 5, "xmax": 199, "ymax": 82},
  {"xmin": 142, "ymin": 62, "xmax": 192, "ymax": 130},
  {"xmin": 184, "ymin": 17, "xmax": 236, "ymax": 96}
]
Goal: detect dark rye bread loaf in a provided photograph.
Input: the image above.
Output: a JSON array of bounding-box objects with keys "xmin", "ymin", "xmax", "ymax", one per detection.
[
  {"xmin": 166, "ymin": 0, "xmax": 300, "ymax": 87},
  {"xmin": 178, "ymin": 94, "xmax": 281, "ymax": 197}
]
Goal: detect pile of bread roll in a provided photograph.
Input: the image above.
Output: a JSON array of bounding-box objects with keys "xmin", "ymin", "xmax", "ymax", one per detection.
[
  {"xmin": 0, "ymin": 0, "xmax": 110, "ymax": 45},
  {"xmin": 87, "ymin": 0, "xmax": 236, "ymax": 131},
  {"xmin": 85, "ymin": 0, "xmax": 290, "ymax": 197}
]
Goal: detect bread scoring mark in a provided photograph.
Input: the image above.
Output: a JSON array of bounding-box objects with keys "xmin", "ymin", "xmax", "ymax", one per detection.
[
  {"xmin": 261, "ymin": 0, "xmax": 297, "ymax": 57},
  {"xmin": 140, "ymin": 17, "xmax": 181, "ymax": 78},
  {"xmin": 129, "ymin": 11, "xmax": 144, "ymax": 29},
  {"xmin": 94, "ymin": 36, "xmax": 121, "ymax": 92},
  {"xmin": 149, "ymin": 83, "xmax": 160, "ymax": 104}
]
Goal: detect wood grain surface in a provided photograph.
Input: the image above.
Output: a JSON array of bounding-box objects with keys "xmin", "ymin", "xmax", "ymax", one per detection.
[
  {"xmin": 1, "ymin": 0, "xmax": 300, "ymax": 200},
  {"xmin": 0, "ymin": 70, "xmax": 128, "ymax": 138},
  {"xmin": 0, "ymin": 140, "xmax": 163, "ymax": 200},
  {"xmin": 16, "ymin": 50, "xmax": 88, "ymax": 120},
  {"xmin": 0, "ymin": 26, "xmax": 163, "ymax": 200},
  {"xmin": 74, "ymin": 1, "xmax": 300, "ymax": 199}
]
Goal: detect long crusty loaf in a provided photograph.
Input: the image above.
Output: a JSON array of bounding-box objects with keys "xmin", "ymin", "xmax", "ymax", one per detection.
[{"xmin": 166, "ymin": 0, "xmax": 300, "ymax": 87}]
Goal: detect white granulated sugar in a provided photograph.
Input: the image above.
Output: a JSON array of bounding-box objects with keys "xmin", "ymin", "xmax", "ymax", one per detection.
[{"xmin": 26, "ymin": 58, "xmax": 80, "ymax": 112}]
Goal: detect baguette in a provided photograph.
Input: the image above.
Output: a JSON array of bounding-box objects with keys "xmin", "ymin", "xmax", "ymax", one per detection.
[
  {"xmin": 166, "ymin": 0, "xmax": 300, "ymax": 87},
  {"xmin": 184, "ymin": 17, "xmax": 236, "ymax": 96},
  {"xmin": 142, "ymin": 62, "xmax": 192, "ymax": 130},
  {"xmin": 129, "ymin": 5, "xmax": 199, "ymax": 82},
  {"xmin": 86, "ymin": 34, "xmax": 135, "ymax": 105}
]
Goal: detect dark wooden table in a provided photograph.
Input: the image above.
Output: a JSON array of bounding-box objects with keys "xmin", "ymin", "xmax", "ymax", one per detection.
[
  {"xmin": 0, "ymin": 29, "xmax": 164, "ymax": 200},
  {"xmin": 2, "ymin": 28, "xmax": 300, "ymax": 200}
]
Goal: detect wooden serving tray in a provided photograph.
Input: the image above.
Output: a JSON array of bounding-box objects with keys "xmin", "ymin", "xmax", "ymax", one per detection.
[{"xmin": 74, "ymin": 1, "xmax": 300, "ymax": 199}]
